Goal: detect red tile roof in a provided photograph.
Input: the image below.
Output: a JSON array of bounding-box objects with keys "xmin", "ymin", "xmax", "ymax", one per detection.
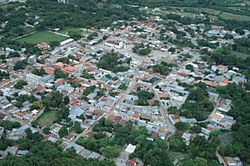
[
  {"xmin": 178, "ymin": 72, "xmax": 188, "ymax": 77},
  {"xmin": 133, "ymin": 112, "xmax": 139, "ymax": 119},
  {"xmin": 148, "ymin": 99, "xmax": 155, "ymax": 105},
  {"xmin": 43, "ymin": 67, "xmax": 54, "ymax": 75},
  {"xmin": 127, "ymin": 160, "xmax": 137, "ymax": 166},
  {"xmin": 136, "ymin": 77, "xmax": 148, "ymax": 81},
  {"xmin": 220, "ymin": 79, "xmax": 229, "ymax": 86},
  {"xmin": 55, "ymin": 80, "xmax": 64, "ymax": 86},
  {"xmin": 106, "ymin": 40, "xmax": 119, "ymax": 46},
  {"xmin": 70, "ymin": 98, "xmax": 79, "ymax": 106},
  {"xmin": 204, "ymin": 80, "xmax": 218, "ymax": 87},
  {"xmin": 107, "ymin": 114, "xmax": 116, "ymax": 122},
  {"xmin": 36, "ymin": 85, "xmax": 45, "ymax": 92}
]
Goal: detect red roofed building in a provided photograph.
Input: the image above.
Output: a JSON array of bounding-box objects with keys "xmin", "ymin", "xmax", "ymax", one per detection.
[
  {"xmin": 136, "ymin": 77, "xmax": 148, "ymax": 81},
  {"xmin": 43, "ymin": 67, "xmax": 54, "ymax": 75},
  {"xmin": 104, "ymin": 40, "xmax": 123, "ymax": 49},
  {"xmin": 36, "ymin": 42, "xmax": 50, "ymax": 50},
  {"xmin": 145, "ymin": 22, "xmax": 155, "ymax": 28},
  {"xmin": 40, "ymin": 54, "xmax": 50, "ymax": 59},
  {"xmin": 133, "ymin": 112, "xmax": 139, "ymax": 119},
  {"xmin": 204, "ymin": 80, "xmax": 218, "ymax": 87},
  {"xmin": 36, "ymin": 85, "xmax": 45, "ymax": 92},
  {"xmin": 76, "ymin": 52, "xmax": 84, "ymax": 58},
  {"xmin": 54, "ymin": 62, "xmax": 65, "ymax": 68},
  {"xmin": 86, "ymin": 66, "xmax": 95, "ymax": 72},
  {"xmin": 178, "ymin": 72, "xmax": 188, "ymax": 77},
  {"xmin": 220, "ymin": 79, "xmax": 229, "ymax": 86},
  {"xmin": 70, "ymin": 98, "xmax": 79, "ymax": 106},
  {"xmin": 55, "ymin": 80, "xmax": 64, "ymax": 86},
  {"xmin": 107, "ymin": 114, "xmax": 116, "ymax": 122},
  {"xmin": 72, "ymin": 78, "xmax": 81, "ymax": 84},
  {"xmin": 127, "ymin": 160, "xmax": 138, "ymax": 166},
  {"xmin": 63, "ymin": 66, "xmax": 76, "ymax": 75},
  {"xmin": 212, "ymin": 65, "xmax": 228, "ymax": 73}
]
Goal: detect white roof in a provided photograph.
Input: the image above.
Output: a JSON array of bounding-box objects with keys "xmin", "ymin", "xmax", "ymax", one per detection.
[{"xmin": 125, "ymin": 144, "xmax": 136, "ymax": 154}]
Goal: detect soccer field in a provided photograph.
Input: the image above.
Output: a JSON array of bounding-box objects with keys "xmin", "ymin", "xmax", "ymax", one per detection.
[{"xmin": 17, "ymin": 31, "xmax": 67, "ymax": 44}]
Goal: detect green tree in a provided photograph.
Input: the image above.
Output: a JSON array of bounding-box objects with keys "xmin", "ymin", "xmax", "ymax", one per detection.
[
  {"xmin": 100, "ymin": 145, "xmax": 121, "ymax": 158},
  {"xmin": 14, "ymin": 80, "xmax": 27, "ymax": 89},
  {"xmin": 59, "ymin": 126, "xmax": 68, "ymax": 138},
  {"xmin": 175, "ymin": 122, "xmax": 190, "ymax": 131}
]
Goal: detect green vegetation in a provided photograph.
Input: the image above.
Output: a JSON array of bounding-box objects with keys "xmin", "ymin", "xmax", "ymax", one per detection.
[
  {"xmin": 30, "ymin": 91, "xmax": 70, "ymax": 127},
  {"xmin": 175, "ymin": 122, "xmax": 191, "ymax": 131},
  {"xmin": 203, "ymin": 46, "xmax": 250, "ymax": 79},
  {"xmin": 54, "ymin": 68, "xmax": 68, "ymax": 79},
  {"xmin": 0, "ymin": 70, "xmax": 10, "ymax": 81},
  {"xmin": 83, "ymin": 85, "xmax": 96, "ymax": 96},
  {"xmin": 72, "ymin": 121, "xmax": 83, "ymax": 134},
  {"xmin": 118, "ymin": 83, "xmax": 128, "ymax": 90},
  {"xmin": 0, "ymin": 120, "xmax": 21, "ymax": 130},
  {"xmin": 219, "ymin": 12, "xmax": 250, "ymax": 21},
  {"xmin": 170, "ymin": 136, "xmax": 220, "ymax": 166},
  {"xmin": 216, "ymin": 84, "xmax": 250, "ymax": 164},
  {"xmin": 57, "ymin": 57, "xmax": 70, "ymax": 64},
  {"xmin": 130, "ymin": 139, "xmax": 173, "ymax": 166},
  {"xmin": 0, "ymin": 130, "xmax": 115, "ymax": 166},
  {"xmin": 77, "ymin": 118, "xmax": 172, "ymax": 165},
  {"xmin": 202, "ymin": 44, "xmax": 250, "ymax": 164},
  {"xmin": 81, "ymin": 71, "xmax": 94, "ymax": 79},
  {"xmin": 32, "ymin": 68, "xmax": 46, "ymax": 76},
  {"xmin": 14, "ymin": 80, "xmax": 28, "ymax": 89},
  {"xmin": 17, "ymin": 31, "xmax": 67, "ymax": 44},
  {"xmin": 135, "ymin": 90, "xmax": 155, "ymax": 106},
  {"xmin": 14, "ymin": 60, "xmax": 28, "ymax": 70},
  {"xmin": 14, "ymin": 94, "xmax": 37, "ymax": 109},
  {"xmin": 34, "ymin": 111, "xmax": 58, "ymax": 128},
  {"xmin": 152, "ymin": 61, "xmax": 174, "ymax": 76},
  {"xmin": 181, "ymin": 85, "xmax": 214, "ymax": 121},
  {"xmin": 132, "ymin": 43, "xmax": 152, "ymax": 56},
  {"xmin": 59, "ymin": 126, "xmax": 69, "ymax": 138},
  {"xmin": 97, "ymin": 52, "xmax": 130, "ymax": 73}
]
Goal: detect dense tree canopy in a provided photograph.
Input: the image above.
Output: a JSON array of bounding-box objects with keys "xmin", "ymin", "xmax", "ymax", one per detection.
[
  {"xmin": 97, "ymin": 52, "xmax": 129, "ymax": 72},
  {"xmin": 0, "ymin": 131, "xmax": 115, "ymax": 166}
]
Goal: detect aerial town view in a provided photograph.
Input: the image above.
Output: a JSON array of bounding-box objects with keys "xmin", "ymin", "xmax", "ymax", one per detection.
[{"xmin": 0, "ymin": 0, "xmax": 250, "ymax": 165}]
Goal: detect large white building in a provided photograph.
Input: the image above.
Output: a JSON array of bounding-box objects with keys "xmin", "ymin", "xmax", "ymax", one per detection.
[
  {"xmin": 104, "ymin": 40, "xmax": 124, "ymax": 49},
  {"xmin": 25, "ymin": 74, "xmax": 43, "ymax": 85},
  {"xmin": 58, "ymin": 0, "xmax": 68, "ymax": 4}
]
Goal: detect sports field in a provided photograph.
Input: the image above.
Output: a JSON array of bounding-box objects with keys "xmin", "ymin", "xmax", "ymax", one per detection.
[{"xmin": 17, "ymin": 31, "xmax": 67, "ymax": 44}]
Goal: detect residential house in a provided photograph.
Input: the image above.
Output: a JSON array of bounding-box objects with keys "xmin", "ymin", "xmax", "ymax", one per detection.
[
  {"xmin": 223, "ymin": 157, "xmax": 243, "ymax": 166},
  {"xmin": 49, "ymin": 123, "xmax": 62, "ymax": 138}
]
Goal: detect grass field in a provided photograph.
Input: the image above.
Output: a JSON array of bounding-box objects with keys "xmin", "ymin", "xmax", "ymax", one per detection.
[
  {"xmin": 17, "ymin": 31, "xmax": 67, "ymax": 44},
  {"xmin": 35, "ymin": 111, "xmax": 58, "ymax": 127}
]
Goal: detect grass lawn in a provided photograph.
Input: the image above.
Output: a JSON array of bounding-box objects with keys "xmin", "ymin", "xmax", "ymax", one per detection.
[
  {"xmin": 17, "ymin": 31, "xmax": 67, "ymax": 44},
  {"xmin": 35, "ymin": 111, "xmax": 58, "ymax": 127}
]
